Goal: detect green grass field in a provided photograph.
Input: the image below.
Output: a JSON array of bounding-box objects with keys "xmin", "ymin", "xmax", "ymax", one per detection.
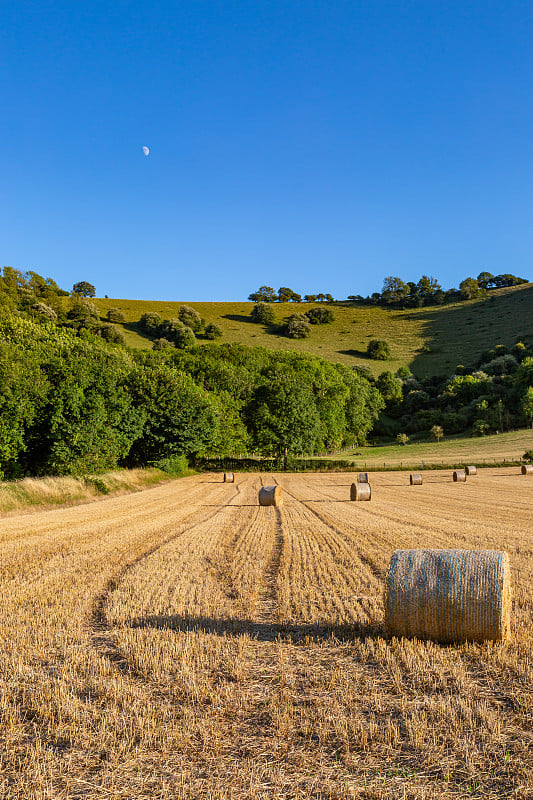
[
  {"xmin": 95, "ymin": 282, "xmax": 533, "ymax": 377},
  {"xmin": 328, "ymin": 429, "xmax": 533, "ymax": 467}
]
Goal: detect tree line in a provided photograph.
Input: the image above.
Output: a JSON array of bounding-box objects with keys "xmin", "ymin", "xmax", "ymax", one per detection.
[
  {"xmin": 349, "ymin": 271, "xmax": 528, "ymax": 308},
  {"xmin": 0, "ymin": 268, "xmax": 384, "ymax": 478},
  {"xmin": 249, "ymin": 271, "xmax": 528, "ymax": 309}
]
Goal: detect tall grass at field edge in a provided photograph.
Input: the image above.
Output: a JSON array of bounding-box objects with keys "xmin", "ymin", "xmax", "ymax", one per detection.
[{"xmin": 0, "ymin": 465, "xmax": 195, "ymax": 515}]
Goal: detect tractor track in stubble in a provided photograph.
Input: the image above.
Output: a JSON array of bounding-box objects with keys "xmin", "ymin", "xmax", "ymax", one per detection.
[
  {"xmin": 278, "ymin": 481, "xmax": 385, "ymax": 585},
  {"xmin": 249, "ymin": 475, "xmax": 284, "ymax": 636},
  {"xmin": 89, "ymin": 479, "xmax": 244, "ymax": 678}
]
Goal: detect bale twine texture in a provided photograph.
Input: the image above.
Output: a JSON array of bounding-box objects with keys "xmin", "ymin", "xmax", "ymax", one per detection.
[
  {"xmin": 384, "ymin": 549, "xmax": 511, "ymax": 644},
  {"xmin": 350, "ymin": 482, "xmax": 371, "ymax": 501},
  {"xmin": 453, "ymin": 469, "xmax": 466, "ymax": 482},
  {"xmin": 223, "ymin": 472, "xmax": 234, "ymax": 483},
  {"xmin": 465, "ymin": 465, "xmax": 477, "ymax": 476},
  {"xmin": 258, "ymin": 486, "xmax": 283, "ymax": 506},
  {"xmin": 521, "ymin": 464, "xmax": 533, "ymax": 475},
  {"xmin": 357, "ymin": 472, "xmax": 369, "ymax": 483},
  {"xmin": 410, "ymin": 473, "xmax": 423, "ymax": 485}
]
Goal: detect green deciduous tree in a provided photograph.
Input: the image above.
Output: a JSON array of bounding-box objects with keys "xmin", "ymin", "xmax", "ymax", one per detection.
[
  {"xmin": 126, "ymin": 364, "xmax": 220, "ymax": 463},
  {"xmin": 431, "ymin": 424, "xmax": 444, "ymax": 442},
  {"xmin": 521, "ymin": 387, "xmax": 533, "ymax": 427},
  {"xmin": 72, "ymin": 281, "xmax": 96, "ymax": 297}
]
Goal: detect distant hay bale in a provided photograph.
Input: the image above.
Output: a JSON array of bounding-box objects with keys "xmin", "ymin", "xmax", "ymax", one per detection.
[
  {"xmin": 521, "ymin": 464, "xmax": 533, "ymax": 475},
  {"xmin": 384, "ymin": 549, "xmax": 511, "ymax": 644},
  {"xmin": 259, "ymin": 486, "xmax": 283, "ymax": 506},
  {"xmin": 453, "ymin": 469, "xmax": 466, "ymax": 482},
  {"xmin": 357, "ymin": 472, "xmax": 369, "ymax": 483},
  {"xmin": 350, "ymin": 482, "xmax": 371, "ymax": 501},
  {"xmin": 410, "ymin": 473, "xmax": 423, "ymax": 485},
  {"xmin": 223, "ymin": 472, "xmax": 234, "ymax": 483},
  {"xmin": 465, "ymin": 465, "xmax": 477, "ymax": 476}
]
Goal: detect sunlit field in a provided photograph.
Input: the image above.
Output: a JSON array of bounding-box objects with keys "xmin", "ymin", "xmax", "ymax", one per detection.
[{"xmin": 1, "ymin": 469, "xmax": 532, "ymax": 798}]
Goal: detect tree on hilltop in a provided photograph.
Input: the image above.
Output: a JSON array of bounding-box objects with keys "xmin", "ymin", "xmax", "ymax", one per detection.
[
  {"xmin": 248, "ymin": 286, "xmax": 277, "ymax": 302},
  {"xmin": 72, "ymin": 281, "xmax": 96, "ymax": 297}
]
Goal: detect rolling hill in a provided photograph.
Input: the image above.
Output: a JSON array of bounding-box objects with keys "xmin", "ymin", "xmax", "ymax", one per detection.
[{"xmin": 95, "ymin": 282, "xmax": 533, "ymax": 377}]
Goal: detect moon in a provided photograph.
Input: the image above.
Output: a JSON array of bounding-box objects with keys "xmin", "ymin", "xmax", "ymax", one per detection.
[{"xmin": 142, "ymin": 146, "xmax": 150, "ymax": 156}]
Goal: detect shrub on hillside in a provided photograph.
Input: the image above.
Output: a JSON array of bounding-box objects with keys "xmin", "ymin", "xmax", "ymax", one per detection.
[
  {"xmin": 513, "ymin": 342, "xmax": 527, "ymax": 362},
  {"xmin": 98, "ymin": 323, "xmax": 126, "ymax": 345},
  {"xmin": 251, "ymin": 302, "xmax": 275, "ymax": 325},
  {"xmin": 479, "ymin": 354, "xmax": 518, "ymax": 376},
  {"xmin": 174, "ymin": 325, "xmax": 196, "ymax": 349},
  {"xmin": 285, "ymin": 314, "xmax": 311, "ymax": 339},
  {"xmin": 204, "ymin": 323, "xmax": 222, "ymax": 340},
  {"xmin": 178, "ymin": 305, "xmax": 204, "ymax": 333},
  {"xmin": 106, "ymin": 308, "xmax": 126, "ymax": 323},
  {"xmin": 305, "ymin": 307, "xmax": 335, "ymax": 324},
  {"xmin": 152, "ymin": 338, "xmax": 174, "ymax": 350},
  {"xmin": 139, "ymin": 312, "xmax": 162, "ymax": 333},
  {"xmin": 367, "ymin": 339, "xmax": 391, "ymax": 360},
  {"xmin": 31, "ymin": 302, "xmax": 57, "ymax": 322},
  {"xmin": 67, "ymin": 299, "xmax": 99, "ymax": 330}
]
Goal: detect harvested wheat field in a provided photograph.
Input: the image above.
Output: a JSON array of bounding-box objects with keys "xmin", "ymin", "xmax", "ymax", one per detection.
[{"xmin": 1, "ymin": 469, "xmax": 533, "ymax": 799}]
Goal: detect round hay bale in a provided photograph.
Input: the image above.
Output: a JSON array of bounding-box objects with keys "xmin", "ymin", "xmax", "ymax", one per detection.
[
  {"xmin": 453, "ymin": 469, "xmax": 466, "ymax": 482},
  {"xmin": 357, "ymin": 472, "xmax": 369, "ymax": 483},
  {"xmin": 465, "ymin": 465, "xmax": 477, "ymax": 476},
  {"xmin": 223, "ymin": 472, "xmax": 234, "ymax": 483},
  {"xmin": 384, "ymin": 549, "xmax": 511, "ymax": 644},
  {"xmin": 258, "ymin": 486, "xmax": 283, "ymax": 506},
  {"xmin": 350, "ymin": 482, "xmax": 371, "ymax": 501},
  {"xmin": 410, "ymin": 473, "xmax": 423, "ymax": 485},
  {"xmin": 521, "ymin": 464, "xmax": 533, "ymax": 475}
]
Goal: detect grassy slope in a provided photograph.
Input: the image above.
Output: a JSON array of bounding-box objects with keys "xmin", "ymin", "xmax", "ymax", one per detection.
[
  {"xmin": 327, "ymin": 429, "xmax": 533, "ymax": 467},
  {"xmin": 95, "ymin": 282, "xmax": 533, "ymax": 377}
]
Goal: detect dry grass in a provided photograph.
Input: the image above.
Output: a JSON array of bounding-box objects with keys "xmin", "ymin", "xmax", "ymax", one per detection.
[
  {"xmin": 0, "ymin": 469, "xmax": 533, "ymax": 798},
  {"xmin": 0, "ymin": 468, "xmax": 170, "ymax": 515}
]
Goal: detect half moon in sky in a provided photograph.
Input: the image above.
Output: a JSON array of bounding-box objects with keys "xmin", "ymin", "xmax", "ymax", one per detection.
[{"xmin": 142, "ymin": 146, "xmax": 150, "ymax": 156}]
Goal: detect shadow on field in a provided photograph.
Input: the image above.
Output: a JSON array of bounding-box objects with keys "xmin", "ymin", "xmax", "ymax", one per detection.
[
  {"xmin": 124, "ymin": 614, "xmax": 382, "ymax": 643},
  {"xmin": 222, "ymin": 313, "xmax": 256, "ymax": 324},
  {"xmin": 337, "ymin": 348, "xmax": 368, "ymax": 359}
]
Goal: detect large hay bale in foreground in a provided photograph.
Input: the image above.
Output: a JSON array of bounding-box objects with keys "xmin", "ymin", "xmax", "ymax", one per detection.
[
  {"xmin": 350, "ymin": 482, "xmax": 371, "ymax": 501},
  {"xmin": 521, "ymin": 464, "xmax": 533, "ymax": 475},
  {"xmin": 410, "ymin": 473, "xmax": 423, "ymax": 485},
  {"xmin": 453, "ymin": 469, "xmax": 466, "ymax": 482},
  {"xmin": 385, "ymin": 549, "xmax": 511, "ymax": 644},
  {"xmin": 223, "ymin": 472, "xmax": 234, "ymax": 483},
  {"xmin": 259, "ymin": 486, "xmax": 283, "ymax": 506},
  {"xmin": 357, "ymin": 472, "xmax": 369, "ymax": 483},
  {"xmin": 465, "ymin": 465, "xmax": 477, "ymax": 476}
]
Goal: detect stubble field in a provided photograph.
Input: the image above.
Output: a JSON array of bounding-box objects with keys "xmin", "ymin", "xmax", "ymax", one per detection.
[{"xmin": 1, "ymin": 469, "xmax": 533, "ymax": 799}]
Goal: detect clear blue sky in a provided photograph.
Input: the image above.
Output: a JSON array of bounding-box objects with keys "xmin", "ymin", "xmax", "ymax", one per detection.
[{"xmin": 1, "ymin": 1, "xmax": 532, "ymax": 301}]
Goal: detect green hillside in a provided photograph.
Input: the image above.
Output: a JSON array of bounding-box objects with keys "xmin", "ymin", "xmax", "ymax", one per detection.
[{"xmin": 95, "ymin": 282, "xmax": 533, "ymax": 377}]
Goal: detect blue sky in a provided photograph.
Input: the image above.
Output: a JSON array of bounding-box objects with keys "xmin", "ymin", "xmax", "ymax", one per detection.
[{"xmin": 1, "ymin": 1, "xmax": 532, "ymax": 301}]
